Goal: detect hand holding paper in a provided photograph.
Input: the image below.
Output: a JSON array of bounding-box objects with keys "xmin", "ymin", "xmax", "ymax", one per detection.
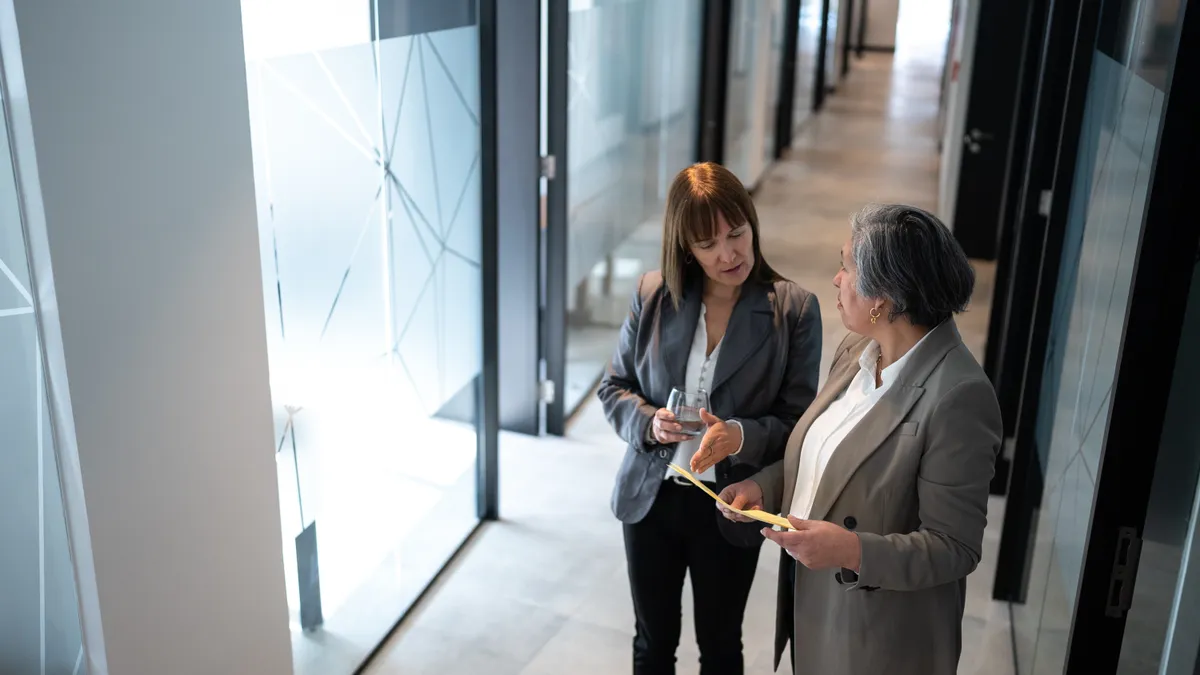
[{"xmin": 667, "ymin": 463, "xmax": 795, "ymax": 530}]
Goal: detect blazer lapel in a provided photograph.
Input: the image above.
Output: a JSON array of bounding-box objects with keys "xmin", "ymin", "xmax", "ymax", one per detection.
[
  {"xmin": 780, "ymin": 358, "xmax": 859, "ymax": 513},
  {"xmin": 711, "ymin": 283, "xmax": 773, "ymax": 394},
  {"xmin": 805, "ymin": 320, "xmax": 964, "ymax": 523},
  {"xmin": 805, "ymin": 386, "xmax": 925, "ymax": 522},
  {"xmin": 659, "ymin": 284, "xmax": 702, "ymax": 390}
]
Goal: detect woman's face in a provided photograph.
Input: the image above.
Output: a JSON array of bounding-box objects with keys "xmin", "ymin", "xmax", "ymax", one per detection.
[
  {"xmin": 833, "ymin": 238, "xmax": 878, "ymax": 333},
  {"xmin": 690, "ymin": 213, "xmax": 754, "ymax": 288}
]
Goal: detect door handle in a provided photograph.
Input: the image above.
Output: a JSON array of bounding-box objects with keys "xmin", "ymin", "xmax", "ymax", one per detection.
[{"xmin": 962, "ymin": 128, "xmax": 993, "ymax": 154}]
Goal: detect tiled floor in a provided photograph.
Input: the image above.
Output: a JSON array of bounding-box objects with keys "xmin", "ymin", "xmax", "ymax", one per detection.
[{"xmin": 365, "ymin": 47, "xmax": 1014, "ymax": 675}]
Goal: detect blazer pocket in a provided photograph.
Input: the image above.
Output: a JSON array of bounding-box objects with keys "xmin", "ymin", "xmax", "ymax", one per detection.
[{"xmin": 898, "ymin": 421, "xmax": 919, "ymax": 437}]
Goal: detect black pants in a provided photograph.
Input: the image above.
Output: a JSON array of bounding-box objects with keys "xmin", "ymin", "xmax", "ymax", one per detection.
[{"xmin": 623, "ymin": 479, "xmax": 761, "ymax": 675}]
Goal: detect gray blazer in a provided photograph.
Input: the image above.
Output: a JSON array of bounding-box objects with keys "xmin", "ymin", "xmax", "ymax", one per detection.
[
  {"xmin": 752, "ymin": 321, "xmax": 1002, "ymax": 674},
  {"xmin": 597, "ymin": 270, "xmax": 822, "ymax": 524}
]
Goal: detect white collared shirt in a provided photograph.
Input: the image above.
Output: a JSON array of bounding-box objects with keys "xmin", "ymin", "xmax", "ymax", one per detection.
[
  {"xmin": 787, "ymin": 333, "xmax": 931, "ymax": 519},
  {"xmin": 664, "ymin": 304, "xmax": 743, "ymax": 482}
]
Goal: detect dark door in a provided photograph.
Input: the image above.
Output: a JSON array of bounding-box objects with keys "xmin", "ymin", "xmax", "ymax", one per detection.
[
  {"xmin": 949, "ymin": 0, "xmax": 1035, "ymax": 260},
  {"xmin": 990, "ymin": 0, "xmax": 1092, "ymax": 596}
]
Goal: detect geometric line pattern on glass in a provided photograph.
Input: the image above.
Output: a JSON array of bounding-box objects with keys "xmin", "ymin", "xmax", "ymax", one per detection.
[
  {"xmin": 0, "ymin": 254, "xmax": 34, "ymax": 308},
  {"xmin": 249, "ymin": 27, "xmax": 481, "ymax": 444},
  {"xmin": 0, "ymin": 260, "xmax": 84, "ymax": 674}
]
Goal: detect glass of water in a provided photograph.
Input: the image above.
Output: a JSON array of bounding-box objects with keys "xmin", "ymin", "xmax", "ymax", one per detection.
[{"xmin": 668, "ymin": 387, "xmax": 710, "ymax": 437}]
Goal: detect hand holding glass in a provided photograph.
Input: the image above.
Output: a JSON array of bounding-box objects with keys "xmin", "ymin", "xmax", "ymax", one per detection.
[{"xmin": 668, "ymin": 387, "xmax": 710, "ymax": 437}]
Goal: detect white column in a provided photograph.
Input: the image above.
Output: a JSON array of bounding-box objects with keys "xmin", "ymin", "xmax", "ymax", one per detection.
[{"xmin": 1, "ymin": 1, "xmax": 293, "ymax": 674}]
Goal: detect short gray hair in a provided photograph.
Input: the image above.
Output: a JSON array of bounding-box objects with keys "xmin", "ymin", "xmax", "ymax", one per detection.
[{"xmin": 850, "ymin": 204, "xmax": 975, "ymax": 328}]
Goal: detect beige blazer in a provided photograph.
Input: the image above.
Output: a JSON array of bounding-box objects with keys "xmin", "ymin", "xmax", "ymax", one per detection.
[{"xmin": 751, "ymin": 320, "xmax": 1002, "ymax": 675}]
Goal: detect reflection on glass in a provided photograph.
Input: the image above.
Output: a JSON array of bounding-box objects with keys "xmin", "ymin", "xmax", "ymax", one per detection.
[
  {"xmin": 792, "ymin": 0, "xmax": 821, "ymax": 133},
  {"xmin": 1012, "ymin": 2, "xmax": 1179, "ymax": 672},
  {"xmin": 564, "ymin": 0, "xmax": 703, "ymax": 415},
  {"xmin": 1114, "ymin": 262, "xmax": 1200, "ymax": 673},
  {"xmin": 824, "ymin": 0, "xmax": 842, "ymax": 86},
  {"xmin": 240, "ymin": 2, "xmax": 482, "ymax": 671},
  {"xmin": 724, "ymin": 0, "xmax": 785, "ymax": 188},
  {"xmin": 0, "ymin": 84, "xmax": 87, "ymax": 675}
]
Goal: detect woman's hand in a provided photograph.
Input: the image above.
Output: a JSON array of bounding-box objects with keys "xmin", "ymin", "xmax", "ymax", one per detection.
[
  {"xmin": 716, "ymin": 480, "xmax": 764, "ymax": 522},
  {"xmin": 651, "ymin": 408, "xmax": 691, "ymax": 445},
  {"xmin": 762, "ymin": 517, "xmax": 862, "ymax": 572},
  {"xmin": 689, "ymin": 409, "xmax": 742, "ymax": 473}
]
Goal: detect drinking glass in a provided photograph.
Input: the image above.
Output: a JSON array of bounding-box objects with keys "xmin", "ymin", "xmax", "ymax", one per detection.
[{"xmin": 668, "ymin": 387, "xmax": 710, "ymax": 437}]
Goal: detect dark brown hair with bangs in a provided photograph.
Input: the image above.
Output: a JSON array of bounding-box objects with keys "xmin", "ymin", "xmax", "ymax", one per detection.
[{"xmin": 661, "ymin": 162, "xmax": 784, "ymax": 307}]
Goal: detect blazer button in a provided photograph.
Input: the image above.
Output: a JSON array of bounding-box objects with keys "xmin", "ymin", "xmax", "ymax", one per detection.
[
  {"xmin": 658, "ymin": 449, "xmax": 669, "ymax": 459},
  {"xmin": 843, "ymin": 516, "xmax": 858, "ymax": 530}
]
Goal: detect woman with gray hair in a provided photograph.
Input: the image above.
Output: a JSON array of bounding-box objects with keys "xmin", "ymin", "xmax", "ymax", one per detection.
[{"xmin": 717, "ymin": 204, "xmax": 1001, "ymax": 675}]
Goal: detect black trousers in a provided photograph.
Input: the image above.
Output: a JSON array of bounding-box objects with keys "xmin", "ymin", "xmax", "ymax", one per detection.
[{"xmin": 623, "ymin": 479, "xmax": 762, "ymax": 675}]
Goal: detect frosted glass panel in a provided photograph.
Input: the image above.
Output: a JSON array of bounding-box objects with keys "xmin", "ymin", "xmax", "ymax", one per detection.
[
  {"xmin": 0, "ymin": 77, "xmax": 86, "ymax": 675},
  {"xmin": 563, "ymin": 0, "xmax": 703, "ymax": 414},
  {"xmin": 240, "ymin": 2, "xmax": 482, "ymax": 672}
]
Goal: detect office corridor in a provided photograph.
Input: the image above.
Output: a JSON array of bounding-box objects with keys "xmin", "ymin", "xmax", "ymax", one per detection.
[{"xmin": 365, "ymin": 50, "xmax": 1012, "ymax": 675}]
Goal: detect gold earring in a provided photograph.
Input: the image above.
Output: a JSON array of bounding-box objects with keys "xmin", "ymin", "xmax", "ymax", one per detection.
[{"xmin": 870, "ymin": 307, "xmax": 881, "ymax": 324}]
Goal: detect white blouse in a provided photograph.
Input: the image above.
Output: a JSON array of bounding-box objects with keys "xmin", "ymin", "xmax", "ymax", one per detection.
[
  {"xmin": 787, "ymin": 333, "xmax": 932, "ymax": 520},
  {"xmin": 664, "ymin": 304, "xmax": 743, "ymax": 482}
]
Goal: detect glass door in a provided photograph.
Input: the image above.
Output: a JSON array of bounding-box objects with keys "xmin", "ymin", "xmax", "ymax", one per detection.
[
  {"xmin": 1010, "ymin": 0, "xmax": 1196, "ymax": 671},
  {"xmin": 238, "ymin": 1, "xmax": 485, "ymax": 671},
  {"xmin": 551, "ymin": 0, "xmax": 704, "ymax": 422}
]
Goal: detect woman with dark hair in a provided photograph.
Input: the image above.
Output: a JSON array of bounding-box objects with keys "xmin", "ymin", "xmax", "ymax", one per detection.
[
  {"xmin": 718, "ymin": 204, "xmax": 1002, "ymax": 675},
  {"xmin": 598, "ymin": 162, "xmax": 822, "ymax": 675}
]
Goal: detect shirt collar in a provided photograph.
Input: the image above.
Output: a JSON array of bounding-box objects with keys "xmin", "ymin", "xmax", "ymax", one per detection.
[{"xmin": 857, "ymin": 329, "xmax": 936, "ymax": 388}]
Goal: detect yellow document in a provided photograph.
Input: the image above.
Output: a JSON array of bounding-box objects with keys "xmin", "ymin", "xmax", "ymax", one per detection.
[{"xmin": 668, "ymin": 463, "xmax": 795, "ymax": 530}]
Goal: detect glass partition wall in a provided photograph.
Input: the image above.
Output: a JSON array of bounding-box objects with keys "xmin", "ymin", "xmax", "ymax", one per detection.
[
  {"xmin": 561, "ymin": 0, "xmax": 703, "ymax": 416},
  {"xmin": 1010, "ymin": 0, "xmax": 1185, "ymax": 671},
  {"xmin": 723, "ymin": 0, "xmax": 786, "ymax": 188},
  {"xmin": 239, "ymin": 2, "xmax": 484, "ymax": 672},
  {"xmin": 0, "ymin": 74, "xmax": 87, "ymax": 675}
]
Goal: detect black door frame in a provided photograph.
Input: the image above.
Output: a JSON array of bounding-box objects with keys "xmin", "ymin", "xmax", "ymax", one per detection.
[
  {"xmin": 477, "ymin": 0, "xmax": 504, "ymax": 520},
  {"xmin": 698, "ymin": 0, "xmax": 735, "ymax": 163},
  {"xmin": 982, "ymin": 0, "xmax": 1049, "ymax": 499},
  {"xmin": 841, "ymin": 0, "xmax": 855, "ymax": 76},
  {"xmin": 856, "ymin": 0, "xmax": 868, "ymax": 57},
  {"xmin": 492, "ymin": 0, "xmax": 543, "ymax": 439},
  {"xmin": 1063, "ymin": 0, "xmax": 1200, "ymax": 667},
  {"xmin": 543, "ymin": 0, "xmax": 569, "ymax": 436},
  {"xmin": 775, "ymin": 0, "xmax": 803, "ymax": 158},
  {"xmin": 980, "ymin": 0, "xmax": 1047, "ymax": 406},
  {"xmin": 992, "ymin": 0, "xmax": 1100, "ymax": 603},
  {"xmin": 813, "ymin": 0, "xmax": 833, "ymax": 110}
]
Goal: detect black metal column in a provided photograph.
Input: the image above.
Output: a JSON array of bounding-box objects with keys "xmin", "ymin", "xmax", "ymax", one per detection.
[
  {"xmin": 544, "ymin": 0, "xmax": 569, "ymax": 436},
  {"xmin": 494, "ymin": 0, "xmax": 542, "ymax": 437},
  {"xmin": 814, "ymin": 0, "xmax": 833, "ymax": 110},
  {"xmin": 775, "ymin": 0, "xmax": 802, "ymax": 158},
  {"xmin": 477, "ymin": 0, "xmax": 502, "ymax": 519},
  {"xmin": 698, "ymin": 0, "xmax": 733, "ymax": 162}
]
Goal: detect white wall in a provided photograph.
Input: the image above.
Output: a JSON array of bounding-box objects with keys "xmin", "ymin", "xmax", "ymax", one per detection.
[
  {"xmin": 3, "ymin": 1, "xmax": 294, "ymax": 674},
  {"xmin": 937, "ymin": 0, "xmax": 981, "ymax": 228},
  {"xmin": 865, "ymin": 0, "xmax": 900, "ymax": 49}
]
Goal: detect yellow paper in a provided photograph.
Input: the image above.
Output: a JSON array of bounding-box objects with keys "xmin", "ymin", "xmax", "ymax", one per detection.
[{"xmin": 668, "ymin": 463, "xmax": 795, "ymax": 530}]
